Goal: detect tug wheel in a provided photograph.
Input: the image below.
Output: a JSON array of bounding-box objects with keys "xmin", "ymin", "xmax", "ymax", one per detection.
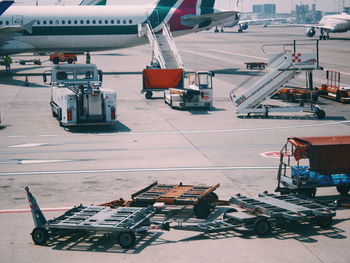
[
  {"xmin": 253, "ymin": 217, "xmax": 271, "ymax": 236},
  {"xmin": 315, "ymin": 109, "xmax": 326, "ymax": 119},
  {"xmin": 316, "ymin": 216, "xmax": 333, "ymax": 228},
  {"xmin": 336, "ymin": 185, "xmax": 350, "ymax": 195},
  {"xmin": 117, "ymin": 231, "xmax": 136, "ymax": 249},
  {"xmin": 31, "ymin": 227, "xmax": 49, "ymax": 245},
  {"xmin": 145, "ymin": 91, "xmax": 153, "ymax": 99}
]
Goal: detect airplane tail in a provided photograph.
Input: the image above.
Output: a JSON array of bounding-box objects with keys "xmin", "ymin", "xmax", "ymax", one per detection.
[
  {"xmin": 0, "ymin": 0, "xmax": 14, "ymax": 16},
  {"xmin": 79, "ymin": 0, "xmax": 106, "ymax": 5}
]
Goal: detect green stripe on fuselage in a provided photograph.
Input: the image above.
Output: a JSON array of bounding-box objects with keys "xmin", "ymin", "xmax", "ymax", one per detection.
[
  {"xmin": 145, "ymin": 0, "xmax": 177, "ymax": 28},
  {"xmin": 25, "ymin": 25, "xmax": 138, "ymax": 36}
]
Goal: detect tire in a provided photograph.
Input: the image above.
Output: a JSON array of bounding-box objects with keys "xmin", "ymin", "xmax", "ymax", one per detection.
[
  {"xmin": 145, "ymin": 91, "xmax": 153, "ymax": 99},
  {"xmin": 253, "ymin": 217, "xmax": 271, "ymax": 236},
  {"xmin": 205, "ymin": 192, "xmax": 219, "ymax": 201},
  {"xmin": 52, "ymin": 57, "xmax": 59, "ymax": 64},
  {"xmin": 117, "ymin": 231, "xmax": 136, "ymax": 249},
  {"xmin": 336, "ymin": 185, "xmax": 350, "ymax": 195},
  {"xmin": 31, "ymin": 227, "xmax": 49, "ymax": 245},
  {"xmin": 193, "ymin": 200, "xmax": 211, "ymax": 219},
  {"xmin": 315, "ymin": 109, "xmax": 326, "ymax": 119},
  {"xmin": 297, "ymin": 188, "xmax": 317, "ymax": 197},
  {"xmin": 67, "ymin": 58, "xmax": 73, "ymax": 64},
  {"xmin": 316, "ymin": 216, "xmax": 333, "ymax": 228}
]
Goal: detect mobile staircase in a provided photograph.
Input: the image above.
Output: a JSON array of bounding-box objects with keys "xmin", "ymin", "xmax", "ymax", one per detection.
[
  {"xmin": 230, "ymin": 41, "xmax": 325, "ymax": 118},
  {"xmin": 139, "ymin": 22, "xmax": 184, "ymax": 69}
]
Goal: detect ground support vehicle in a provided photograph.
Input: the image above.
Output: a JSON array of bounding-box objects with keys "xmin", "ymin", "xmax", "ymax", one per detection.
[
  {"xmin": 272, "ymin": 85, "xmax": 318, "ymax": 102},
  {"xmin": 230, "ymin": 41, "xmax": 325, "ymax": 119},
  {"xmin": 25, "ymin": 187, "xmax": 166, "ymax": 249},
  {"xmin": 44, "ymin": 63, "xmax": 116, "ymax": 127},
  {"xmin": 164, "ymin": 71, "xmax": 214, "ymax": 109},
  {"xmin": 316, "ymin": 70, "xmax": 350, "ymax": 103},
  {"xmin": 276, "ymin": 136, "xmax": 350, "ymax": 197},
  {"xmin": 245, "ymin": 62, "xmax": 267, "ymax": 70},
  {"xmin": 50, "ymin": 53, "xmax": 77, "ymax": 64},
  {"xmin": 101, "ymin": 182, "xmax": 221, "ymax": 219},
  {"xmin": 141, "ymin": 68, "xmax": 184, "ymax": 99},
  {"xmin": 172, "ymin": 193, "xmax": 335, "ymax": 236}
]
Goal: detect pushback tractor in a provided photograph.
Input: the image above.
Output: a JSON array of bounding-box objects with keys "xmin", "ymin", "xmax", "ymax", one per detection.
[{"xmin": 44, "ymin": 64, "xmax": 117, "ymax": 127}]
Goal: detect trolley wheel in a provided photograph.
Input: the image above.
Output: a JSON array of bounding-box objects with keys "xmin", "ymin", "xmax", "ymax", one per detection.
[
  {"xmin": 145, "ymin": 91, "xmax": 153, "ymax": 99},
  {"xmin": 117, "ymin": 231, "xmax": 136, "ymax": 249},
  {"xmin": 336, "ymin": 185, "xmax": 350, "ymax": 195},
  {"xmin": 193, "ymin": 200, "xmax": 212, "ymax": 219},
  {"xmin": 253, "ymin": 217, "xmax": 271, "ymax": 236},
  {"xmin": 297, "ymin": 187, "xmax": 316, "ymax": 198},
  {"xmin": 316, "ymin": 216, "xmax": 333, "ymax": 228},
  {"xmin": 315, "ymin": 109, "xmax": 326, "ymax": 119},
  {"xmin": 31, "ymin": 227, "xmax": 49, "ymax": 245},
  {"xmin": 52, "ymin": 57, "xmax": 59, "ymax": 64}
]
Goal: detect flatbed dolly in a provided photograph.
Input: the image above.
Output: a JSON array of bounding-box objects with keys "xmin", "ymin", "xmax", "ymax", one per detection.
[
  {"xmin": 172, "ymin": 193, "xmax": 335, "ymax": 236},
  {"xmin": 244, "ymin": 62, "xmax": 267, "ymax": 70},
  {"xmin": 101, "ymin": 182, "xmax": 223, "ymax": 219},
  {"xmin": 26, "ymin": 187, "xmax": 164, "ymax": 248}
]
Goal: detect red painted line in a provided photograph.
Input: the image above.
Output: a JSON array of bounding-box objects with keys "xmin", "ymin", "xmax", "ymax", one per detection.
[{"xmin": 0, "ymin": 207, "xmax": 71, "ymax": 214}]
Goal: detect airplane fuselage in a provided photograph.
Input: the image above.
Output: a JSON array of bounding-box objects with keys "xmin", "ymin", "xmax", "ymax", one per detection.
[
  {"xmin": 0, "ymin": 3, "xmax": 231, "ymax": 55},
  {"xmin": 320, "ymin": 13, "xmax": 350, "ymax": 33}
]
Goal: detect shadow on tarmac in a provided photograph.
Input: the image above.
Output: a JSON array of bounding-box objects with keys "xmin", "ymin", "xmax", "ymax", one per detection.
[
  {"xmin": 66, "ymin": 121, "xmax": 131, "ymax": 134},
  {"xmin": 212, "ymin": 68, "xmax": 264, "ymax": 76}
]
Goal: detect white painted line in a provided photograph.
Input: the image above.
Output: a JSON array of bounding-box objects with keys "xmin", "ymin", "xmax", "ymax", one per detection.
[
  {"xmin": 8, "ymin": 143, "xmax": 48, "ymax": 148},
  {"xmin": 7, "ymin": 135, "xmax": 27, "ymax": 138},
  {"xmin": 20, "ymin": 159, "xmax": 72, "ymax": 164},
  {"xmin": 0, "ymin": 166, "xmax": 278, "ymax": 176},
  {"xmin": 38, "ymin": 134, "xmax": 58, "ymax": 137},
  {"xmin": 0, "ymin": 207, "xmax": 71, "ymax": 214}
]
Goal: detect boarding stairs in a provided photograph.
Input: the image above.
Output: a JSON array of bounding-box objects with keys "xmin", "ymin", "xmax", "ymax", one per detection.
[
  {"xmin": 140, "ymin": 22, "xmax": 184, "ymax": 69},
  {"xmin": 230, "ymin": 51, "xmax": 301, "ymax": 115},
  {"xmin": 230, "ymin": 41, "xmax": 322, "ymax": 116}
]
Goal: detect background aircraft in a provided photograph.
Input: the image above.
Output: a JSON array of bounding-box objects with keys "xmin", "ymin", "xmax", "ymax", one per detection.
[{"xmin": 305, "ymin": 12, "xmax": 350, "ymax": 39}]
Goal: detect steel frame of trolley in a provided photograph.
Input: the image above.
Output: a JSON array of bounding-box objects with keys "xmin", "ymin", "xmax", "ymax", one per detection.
[
  {"xmin": 25, "ymin": 187, "xmax": 165, "ymax": 249},
  {"xmin": 101, "ymin": 182, "xmax": 223, "ymax": 219},
  {"xmin": 172, "ymin": 193, "xmax": 336, "ymax": 237}
]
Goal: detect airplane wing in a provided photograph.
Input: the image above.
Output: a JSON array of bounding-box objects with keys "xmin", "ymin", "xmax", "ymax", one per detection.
[
  {"xmin": 288, "ymin": 24, "xmax": 336, "ymax": 31},
  {"xmin": 181, "ymin": 11, "xmax": 238, "ymax": 27},
  {"xmin": 79, "ymin": 0, "xmax": 107, "ymax": 5}
]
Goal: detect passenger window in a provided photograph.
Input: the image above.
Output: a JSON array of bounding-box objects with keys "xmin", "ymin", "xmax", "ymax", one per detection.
[
  {"xmin": 55, "ymin": 20, "xmax": 59, "ymax": 24},
  {"xmin": 74, "ymin": 20, "xmax": 78, "ymax": 24},
  {"xmin": 62, "ymin": 20, "xmax": 65, "ymax": 25},
  {"xmin": 68, "ymin": 20, "xmax": 71, "ymax": 24},
  {"xmin": 117, "ymin": 19, "xmax": 120, "ymax": 24},
  {"xmin": 5, "ymin": 21, "xmax": 9, "ymax": 25},
  {"xmin": 105, "ymin": 20, "xmax": 108, "ymax": 24},
  {"xmin": 123, "ymin": 19, "xmax": 126, "ymax": 24},
  {"xmin": 111, "ymin": 20, "xmax": 114, "ymax": 24},
  {"xmin": 49, "ymin": 20, "xmax": 53, "ymax": 25},
  {"xmin": 86, "ymin": 20, "xmax": 90, "ymax": 24},
  {"xmin": 37, "ymin": 21, "xmax": 41, "ymax": 25},
  {"xmin": 92, "ymin": 20, "xmax": 96, "ymax": 24},
  {"xmin": 80, "ymin": 20, "xmax": 84, "ymax": 24},
  {"xmin": 129, "ymin": 19, "xmax": 132, "ymax": 24},
  {"xmin": 99, "ymin": 20, "xmax": 102, "ymax": 24},
  {"xmin": 0, "ymin": 21, "xmax": 2, "ymax": 25},
  {"xmin": 43, "ymin": 20, "xmax": 47, "ymax": 25}
]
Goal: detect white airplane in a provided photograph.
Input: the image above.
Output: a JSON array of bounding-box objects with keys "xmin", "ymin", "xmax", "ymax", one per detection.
[
  {"xmin": 0, "ymin": 0, "xmax": 239, "ymax": 56},
  {"xmin": 305, "ymin": 12, "xmax": 350, "ymax": 40}
]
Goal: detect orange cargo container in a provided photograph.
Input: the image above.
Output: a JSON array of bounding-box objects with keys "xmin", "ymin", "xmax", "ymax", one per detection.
[{"xmin": 142, "ymin": 68, "xmax": 184, "ymax": 99}]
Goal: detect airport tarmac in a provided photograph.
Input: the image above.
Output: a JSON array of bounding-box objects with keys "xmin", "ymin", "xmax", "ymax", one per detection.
[{"xmin": 0, "ymin": 26, "xmax": 350, "ymax": 262}]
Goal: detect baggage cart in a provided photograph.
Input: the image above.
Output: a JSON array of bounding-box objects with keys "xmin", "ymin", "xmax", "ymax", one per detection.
[
  {"xmin": 101, "ymin": 182, "xmax": 222, "ymax": 219},
  {"xmin": 26, "ymin": 187, "xmax": 163, "ymax": 248},
  {"xmin": 276, "ymin": 136, "xmax": 350, "ymax": 197}
]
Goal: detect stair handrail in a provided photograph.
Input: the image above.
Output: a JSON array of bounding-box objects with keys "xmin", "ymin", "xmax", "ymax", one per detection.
[
  {"xmin": 144, "ymin": 22, "xmax": 166, "ymax": 69},
  {"xmin": 162, "ymin": 22, "xmax": 184, "ymax": 69}
]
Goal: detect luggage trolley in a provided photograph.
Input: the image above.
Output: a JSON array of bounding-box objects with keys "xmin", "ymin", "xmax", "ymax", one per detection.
[
  {"xmin": 26, "ymin": 187, "xmax": 162, "ymax": 248},
  {"xmin": 276, "ymin": 136, "xmax": 350, "ymax": 197},
  {"xmin": 102, "ymin": 182, "xmax": 222, "ymax": 219}
]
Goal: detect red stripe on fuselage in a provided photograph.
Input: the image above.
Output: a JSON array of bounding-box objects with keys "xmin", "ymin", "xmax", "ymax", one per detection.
[{"xmin": 168, "ymin": 0, "xmax": 197, "ymax": 31}]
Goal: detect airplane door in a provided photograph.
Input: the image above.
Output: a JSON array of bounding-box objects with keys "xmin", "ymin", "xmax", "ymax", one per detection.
[
  {"xmin": 12, "ymin": 15, "xmax": 23, "ymax": 25},
  {"xmin": 146, "ymin": 8, "xmax": 159, "ymax": 29}
]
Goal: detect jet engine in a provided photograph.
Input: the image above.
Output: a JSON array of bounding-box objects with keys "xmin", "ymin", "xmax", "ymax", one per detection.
[
  {"xmin": 306, "ymin": 27, "xmax": 316, "ymax": 37},
  {"xmin": 241, "ymin": 22, "xmax": 248, "ymax": 30}
]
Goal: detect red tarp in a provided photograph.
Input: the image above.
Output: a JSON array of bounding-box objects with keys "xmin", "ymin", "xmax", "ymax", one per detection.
[
  {"xmin": 143, "ymin": 69, "xmax": 183, "ymax": 90},
  {"xmin": 287, "ymin": 136, "xmax": 350, "ymax": 174}
]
